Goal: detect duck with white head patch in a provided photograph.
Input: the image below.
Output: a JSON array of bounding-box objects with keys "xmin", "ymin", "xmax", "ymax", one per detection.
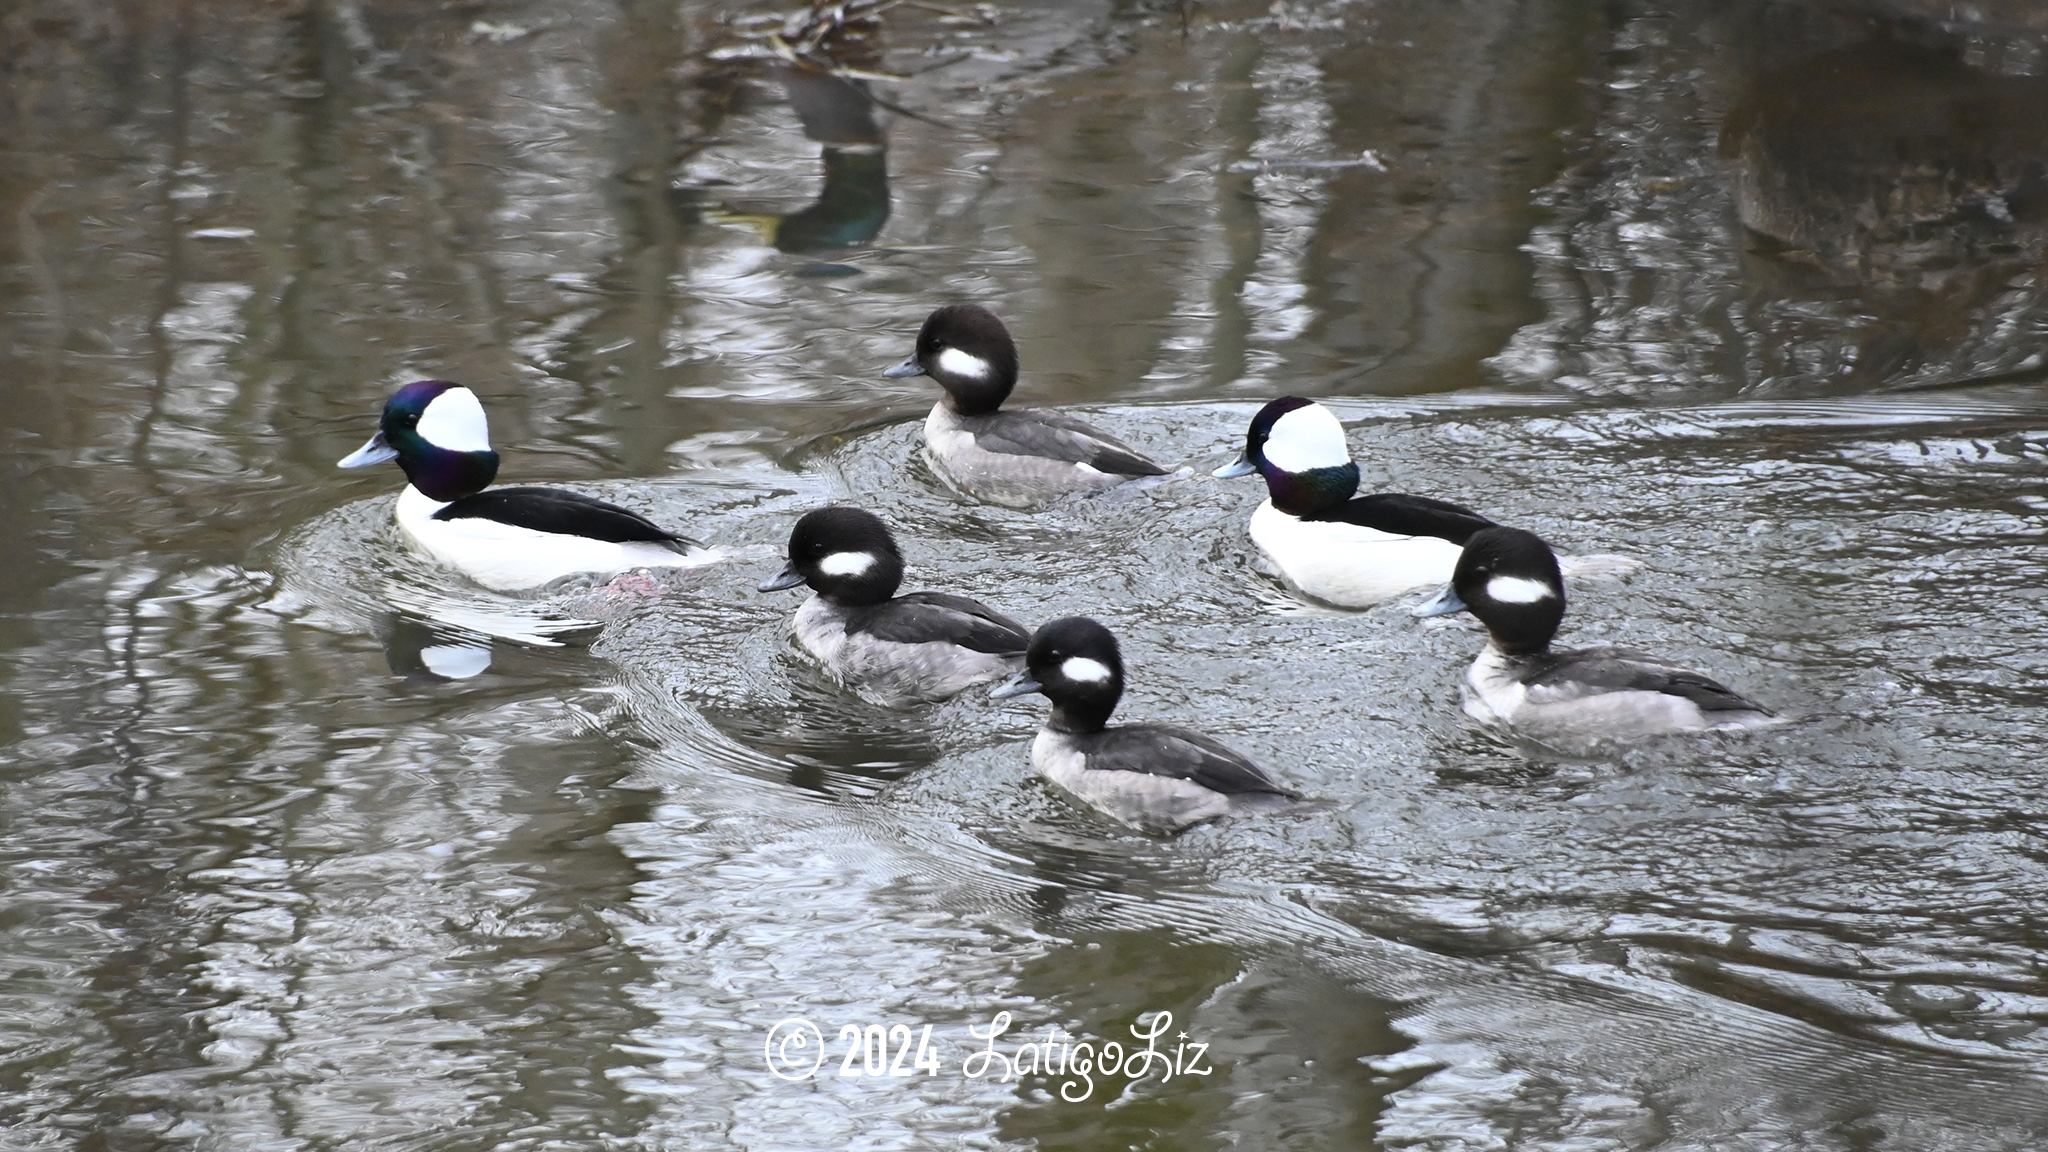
[
  {"xmin": 1414, "ymin": 526, "xmax": 1777, "ymax": 750},
  {"xmin": 759, "ymin": 506, "xmax": 1031, "ymax": 706},
  {"xmin": 990, "ymin": 617, "xmax": 1302, "ymax": 832},
  {"xmin": 1214, "ymin": 397, "xmax": 1497, "ymax": 607},
  {"xmin": 338, "ymin": 380, "xmax": 708, "ymax": 592},
  {"xmin": 883, "ymin": 304, "xmax": 1171, "ymax": 507}
]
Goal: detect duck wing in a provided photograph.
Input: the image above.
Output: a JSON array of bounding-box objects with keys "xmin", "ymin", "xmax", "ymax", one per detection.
[
  {"xmin": 1076, "ymin": 724, "xmax": 1299, "ymax": 797},
  {"xmin": 851, "ymin": 592, "xmax": 1031, "ymax": 655},
  {"xmin": 1524, "ymin": 647, "xmax": 1771, "ymax": 714},
  {"xmin": 1306, "ymin": 493, "xmax": 1494, "ymax": 544},
  {"xmin": 970, "ymin": 410, "xmax": 1171, "ymax": 477},
  {"xmin": 432, "ymin": 487, "xmax": 695, "ymax": 550}
]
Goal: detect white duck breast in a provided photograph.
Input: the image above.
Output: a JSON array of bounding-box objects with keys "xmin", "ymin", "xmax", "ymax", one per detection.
[
  {"xmin": 1461, "ymin": 645, "xmax": 1778, "ymax": 750},
  {"xmin": 1247, "ymin": 500, "xmax": 1465, "ymax": 607},
  {"xmin": 393, "ymin": 486, "xmax": 704, "ymax": 592},
  {"xmin": 790, "ymin": 595, "xmax": 1023, "ymax": 707}
]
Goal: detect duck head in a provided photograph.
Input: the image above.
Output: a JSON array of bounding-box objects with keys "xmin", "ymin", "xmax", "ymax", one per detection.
[
  {"xmin": 1213, "ymin": 397, "xmax": 1360, "ymax": 516},
  {"xmin": 991, "ymin": 615, "xmax": 1126, "ymax": 735},
  {"xmin": 1414, "ymin": 526, "xmax": 1566, "ymax": 655},
  {"xmin": 881, "ymin": 304, "xmax": 1020, "ymax": 417},
  {"xmin": 338, "ymin": 380, "xmax": 499, "ymax": 503},
  {"xmin": 758, "ymin": 505, "xmax": 907, "ymax": 607}
]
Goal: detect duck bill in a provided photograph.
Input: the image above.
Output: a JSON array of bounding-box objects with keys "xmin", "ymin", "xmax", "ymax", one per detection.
[
  {"xmin": 988, "ymin": 671, "xmax": 1044, "ymax": 700},
  {"xmin": 1411, "ymin": 585, "xmax": 1469, "ymax": 618},
  {"xmin": 1211, "ymin": 450, "xmax": 1256, "ymax": 479},
  {"xmin": 881, "ymin": 357, "xmax": 926, "ymax": 379},
  {"xmin": 338, "ymin": 431, "xmax": 398, "ymax": 468},
  {"xmin": 756, "ymin": 562, "xmax": 807, "ymax": 593}
]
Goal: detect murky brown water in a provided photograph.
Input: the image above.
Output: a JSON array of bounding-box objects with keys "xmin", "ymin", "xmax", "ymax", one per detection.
[{"xmin": 4, "ymin": 1, "xmax": 2047, "ymax": 1148}]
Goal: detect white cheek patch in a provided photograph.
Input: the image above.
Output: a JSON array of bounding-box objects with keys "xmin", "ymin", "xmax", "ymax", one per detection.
[
  {"xmin": 936, "ymin": 347, "xmax": 992, "ymax": 381},
  {"xmin": 1261, "ymin": 404, "xmax": 1352, "ymax": 472},
  {"xmin": 1486, "ymin": 575, "xmax": 1557, "ymax": 604},
  {"xmin": 1060, "ymin": 656, "xmax": 1113, "ymax": 684},
  {"xmin": 416, "ymin": 387, "xmax": 493, "ymax": 452},
  {"xmin": 818, "ymin": 551, "xmax": 877, "ymax": 577}
]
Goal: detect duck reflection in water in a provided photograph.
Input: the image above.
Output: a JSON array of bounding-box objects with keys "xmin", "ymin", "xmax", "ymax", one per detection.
[
  {"xmin": 1719, "ymin": 25, "xmax": 2048, "ymax": 386},
  {"xmin": 704, "ymin": 64, "xmax": 891, "ymax": 263},
  {"xmin": 378, "ymin": 614, "xmax": 495, "ymax": 684}
]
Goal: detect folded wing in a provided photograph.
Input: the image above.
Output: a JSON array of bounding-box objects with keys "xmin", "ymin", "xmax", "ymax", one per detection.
[
  {"xmin": 432, "ymin": 486, "xmax": 694, "ymax": 549},
  {"xmin": 855, "ymin": 592, "xmax": 1031, "ymax": 655},
  {"xmin": 1308, "ymin": 493, "xmax": 1495, "ymax": 544},
  {"xmin": 1524, "ymin": 647, "xmax": 1772, "ymax": 714},
  {"xmin": 970, "ymin": 411, "xmax": 1170, "ymax": 477},
  {"xmin": 1079, "ymin": 724, "xmax": 1299, "ymax": 797}
]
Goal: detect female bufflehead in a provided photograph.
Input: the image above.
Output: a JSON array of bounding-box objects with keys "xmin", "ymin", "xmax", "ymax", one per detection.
[
  {"xmin": 882, "ymin": 304, "xmax": 1171, "ymax": 507},
  {"xmin": 990, "ymin": 616, "xmax": 1301, "ymax": 832},
  {"xmin": 758, "ymin": 506, "xmax": 1031, "ymax": 706},
  {"xmin": 1214, "ymin": 397, "xmax": 1496, "ymax": 607},
  {"xmin": 338, "ymin": 380, "xmax": 704, "ymax": 592},
  {"xmin": 1414, "ymin": 526, "xmax": 1776, "ymax": 748}
]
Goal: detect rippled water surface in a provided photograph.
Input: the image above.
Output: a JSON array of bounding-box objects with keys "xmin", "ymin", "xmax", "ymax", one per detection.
[{"xmin": 5, "ymin": 0, "xmax": 2048, "ymax": 1148}]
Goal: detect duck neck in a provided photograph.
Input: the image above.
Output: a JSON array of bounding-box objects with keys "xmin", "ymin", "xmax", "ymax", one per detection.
[
  {"xmin": 937, "ymin": 373, "xmax": 1014, "ymax": 418},
  {"xmin": 1047, "ymin": 698, "xmax": 1115, "ymax": 736},
  {"xmin": 1485, "ymin": 630, "xmax": 1555, "ymax": 661},
  {"xmin": 399, "ymin": 445, "xmax": 499, "ymax": 502},
  {"xmin": 1263, "ymin": 462, "xmax": 1359, "ymax": 517}
]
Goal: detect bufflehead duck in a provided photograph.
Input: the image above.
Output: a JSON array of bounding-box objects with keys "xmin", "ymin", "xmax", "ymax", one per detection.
[
  {"xmin": 758, "ymin": 506, "xmax": 1031, "ymax": 706},
  {"xmin": 990, "ymin": 616, "xmax": 1301, "ymax": 832},
  {"xmin": 1213, "ymin": 397, "xmax": 1496, "ymax": 607},
  {"xmin": 1414, "ymin": 526, "xmax": 1776, "ymax": 748},
  {"xmin": 338, "ymin": 380, "xmax": 705, "ymax": 592},
  {"xmin": 883, "ymin": 304, "xmax": 1171, "ymax": 507}
]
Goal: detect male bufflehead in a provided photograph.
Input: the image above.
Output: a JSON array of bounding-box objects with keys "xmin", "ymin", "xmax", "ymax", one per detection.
[
  {"xmin": 1415, "ymin": 526, "xmax": 1776, "ymax": 749},
  {"xmin": 883, "ymin": 305, "xmax": 1171, "ymax": 507},
  {"xmin": 1213, "ymin": 397, "xmax": 1496, "ymax": 607},
  {"xmin": 758, "ymin": 506, "xmax": 1031, "ymax": 706},
  {"xmin": 338, "ymin": 380, "xmax": 704, "ymax": 592},
  {"xmin": 990, "ymin": 616, "xmax": 1301, "ymax": 832}
]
